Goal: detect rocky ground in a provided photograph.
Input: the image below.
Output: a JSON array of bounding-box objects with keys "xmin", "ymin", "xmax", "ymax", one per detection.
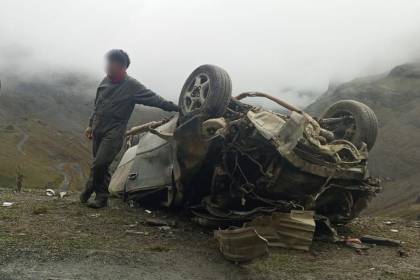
[{"xmin": 0, "ymin": 188, "xmax": 419, "ymax": 280}]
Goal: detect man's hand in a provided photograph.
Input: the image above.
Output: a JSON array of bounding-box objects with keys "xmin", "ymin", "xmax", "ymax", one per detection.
[{"xmin": 84, "ymin": 127, "xmax": 93, "ymax": 140}]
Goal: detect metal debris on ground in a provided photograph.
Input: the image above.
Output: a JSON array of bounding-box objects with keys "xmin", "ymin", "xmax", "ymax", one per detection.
[
  {"xmin": 125, "ymin": 230, "xmax": 149, "ymax": 235},
  {"xmin": 245, "ymin": 210, "xmax": 315, "ymax": 251},
  {"xmin": 2, "ymin": 202, "xmax": 14, "ymax": 207},
  {"xmin": 390, "ymin": 229, "xmax": 399, "ymax": 233},
  {"xmin": 213, "ymin": 210, "xmax": 317, "ymax": 261},
  {"xmin": 59, "ymin": 191, "xmax": 67, "ymax": 198},
  {"xmin": 214, "ymin": 227, "xmax": 268, "ymax": 262},
  {"xmin": 45, "ymin": 189, "xmax": 55, "ymax": 196},
  {"xmin": 360, "ymin": 235, "xmax": 402, "ymax": 247},
  {"xmin": 383, "ymin": 221, "xmax": 396, "ymax": 226}
]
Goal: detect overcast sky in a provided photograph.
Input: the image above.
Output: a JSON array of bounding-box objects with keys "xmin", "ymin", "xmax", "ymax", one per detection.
[{"xmin": 1, "ymin": 0, "xmax": 420, "ymax": 105}]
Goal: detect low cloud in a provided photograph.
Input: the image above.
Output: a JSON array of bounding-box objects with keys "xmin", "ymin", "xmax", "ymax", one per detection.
[{"xmin": 1, "ymin": 0, "xmax": 420, "ymax": 105}]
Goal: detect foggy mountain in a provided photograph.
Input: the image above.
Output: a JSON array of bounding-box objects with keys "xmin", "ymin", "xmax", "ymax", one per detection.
[
  {"xmin": 2, "ymin": 0, "xmax": 420, "ymax": 106},
  {"xmin": 307, "ymin": 62, "xmax": 420, "ymax": 219}
]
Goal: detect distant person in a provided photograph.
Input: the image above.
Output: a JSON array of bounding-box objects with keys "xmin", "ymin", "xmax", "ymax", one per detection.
[
  {"xmin": 15, "ymin": 167, "xmax": 24, "ymax": 193},
  {"xmin": 81, "ymin": 49, "xmax": 179, "ymax": 208}
]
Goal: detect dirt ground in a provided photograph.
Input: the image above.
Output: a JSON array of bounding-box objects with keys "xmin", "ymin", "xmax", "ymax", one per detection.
[{"xmin": 1, "ymin": 188, "xmax": 419, "ymax": 280}]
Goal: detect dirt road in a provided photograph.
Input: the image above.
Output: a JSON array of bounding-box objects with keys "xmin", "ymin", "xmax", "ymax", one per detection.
[
  {"xmin": 14, "ymin": 126, "xmax": 29, "ymax": 156},
  {"xmin": 0, "ymin": 189, "xmax": 419, "ymax": 280},
  {"xmin": 56, "ymin": 162, "xmax": 85, "ymax": 193}
]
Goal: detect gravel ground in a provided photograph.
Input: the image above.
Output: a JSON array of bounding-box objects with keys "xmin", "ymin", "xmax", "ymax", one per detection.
[{"xmin": 0, "ymin": 188, "xmax": 419, "ymax": 280}]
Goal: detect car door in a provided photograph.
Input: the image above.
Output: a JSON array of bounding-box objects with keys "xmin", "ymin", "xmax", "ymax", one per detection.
[{"xmin": 108, "ymin": 116, "xmax": 178, "ymax": 196}]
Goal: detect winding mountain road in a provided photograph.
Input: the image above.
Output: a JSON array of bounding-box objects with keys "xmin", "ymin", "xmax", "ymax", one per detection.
[
  {"xmin": 15, "ymin": 127, "xmax": 29, "ymax": 156},
  {"xmin": 57, "ymin": 162, "xmax": 85, "ymax": 193}
]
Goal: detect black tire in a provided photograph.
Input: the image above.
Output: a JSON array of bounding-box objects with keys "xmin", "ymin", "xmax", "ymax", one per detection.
[
  {"xmin": 179, "ymin": 65, "xmax": 232, "ymax": 118},
  {"xmin": 320, "ymin": 100, "xmax": 378, "ymax": 150}
]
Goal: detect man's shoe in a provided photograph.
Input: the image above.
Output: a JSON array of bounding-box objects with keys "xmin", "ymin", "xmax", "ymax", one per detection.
[
  {"xmin": 87, "ymin": 198, "xmax": 108, "ymax": 209},
  {"xmin": 79, "ymin": 190, "xmax": 92, "ymax": 204}
]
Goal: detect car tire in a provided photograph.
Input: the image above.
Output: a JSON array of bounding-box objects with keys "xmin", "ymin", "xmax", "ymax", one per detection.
[
  {"xmin": 179, "ymin": 65, "xmax": 232, "ymax": 118},
  {"xmin": 320, "ymin": 100, "xmax": 378, "ymax": 151}
]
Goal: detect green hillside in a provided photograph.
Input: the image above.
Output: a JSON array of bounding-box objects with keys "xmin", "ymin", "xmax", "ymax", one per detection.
[
  {"xmin": 0, "ymin": 72, "xmax": 95, "ymax": 191},
  {"xmin": 0, "ymin": 72, "xmax": 172, "ymax": 192}
]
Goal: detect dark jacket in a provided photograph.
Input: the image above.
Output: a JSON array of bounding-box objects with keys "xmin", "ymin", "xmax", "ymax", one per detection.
[{"xmin": 89, "ymin": 75, "xmax": 178, "ymax": 131}]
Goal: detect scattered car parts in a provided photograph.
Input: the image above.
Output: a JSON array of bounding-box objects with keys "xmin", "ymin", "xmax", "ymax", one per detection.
[
  {"xmin": 214, "ymin": 227, "xmax": 268, "ymax": 262},
  {"xmin": 245, "ymin": 210, "xmax": 315, "ymax": 251}
]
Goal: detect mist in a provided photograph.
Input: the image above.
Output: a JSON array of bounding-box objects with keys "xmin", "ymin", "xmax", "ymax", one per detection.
[{"xmin": 1, "ymin": 0, "xmax": 420, "ymax": 106}]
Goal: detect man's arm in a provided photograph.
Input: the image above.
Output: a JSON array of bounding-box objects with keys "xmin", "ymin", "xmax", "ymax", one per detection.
[
  {"xmin": 88, "ymin": 111, "xmax": 95, "ymax": 127},
  {"xmin": 85, "ymin": 87, "xmax": 100, "ymax": 139},
  {"xmin": 85, "ymin": 114, "xmax": 94, "ymax": 140},
  {"xmin": 134, "ymin": 83, "xmax": 179, "ymax": 112}
]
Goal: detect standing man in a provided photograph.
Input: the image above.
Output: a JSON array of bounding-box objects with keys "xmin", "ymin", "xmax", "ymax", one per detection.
[
  {"xmin": 15, "ymin": 166, "xmax": 24, "ymax": 193},
  {"xmin": 81, "ymin": 49, "xmax": 179, "ymax": 208}
]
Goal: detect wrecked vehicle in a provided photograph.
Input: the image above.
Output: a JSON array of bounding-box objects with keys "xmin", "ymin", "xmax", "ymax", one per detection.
[{"xmin": 109, "ymin": 64, "xmax": 381, "ymax": 227}]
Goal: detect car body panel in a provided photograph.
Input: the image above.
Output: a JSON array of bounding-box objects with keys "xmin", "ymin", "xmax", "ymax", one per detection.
[
  {"xmin": 109, "ymin": 116, "xmax": 178, "ymax": 196},
  {"xmin": 109, "ymin": 145, "xmax": 137, "ymax": 195}
]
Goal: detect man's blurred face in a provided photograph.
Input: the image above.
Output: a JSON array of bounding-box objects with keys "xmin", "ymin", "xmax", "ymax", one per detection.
[{"xmin": 105, "ymin": 59, "xmax": 125, "ymax": 77}]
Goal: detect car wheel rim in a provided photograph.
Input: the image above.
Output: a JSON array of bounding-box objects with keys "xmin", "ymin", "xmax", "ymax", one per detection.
[{"xmin": 182, "ymin": 73, "xmax": 210, "ymax": 113}]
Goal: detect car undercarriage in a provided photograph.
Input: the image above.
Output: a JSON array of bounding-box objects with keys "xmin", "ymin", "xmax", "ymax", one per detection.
[{"xmin": 109, "ymin": 64, "xmax": 381, "ymax": 229}]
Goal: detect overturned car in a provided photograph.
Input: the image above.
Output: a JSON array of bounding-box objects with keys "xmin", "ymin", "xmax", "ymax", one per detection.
[{"xmin": 109, "ymin": 65, "xmax": 380, "ymax": 227}]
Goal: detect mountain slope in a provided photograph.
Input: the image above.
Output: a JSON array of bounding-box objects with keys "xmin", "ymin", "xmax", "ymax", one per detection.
[
  {"xmin": 0, "ymin": 71, "xmax": 172, "ymax": 191},
  {"xmin": 0, "ymin": 72, "xmax": 96, "ymax": 190},
  {"xmin": 306, "ymin": 63, "xmax": 420, "ymax": 218}
]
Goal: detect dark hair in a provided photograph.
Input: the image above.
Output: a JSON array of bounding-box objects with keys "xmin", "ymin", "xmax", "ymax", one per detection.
[{"xmin": 106, "ymin": 49, "xmax": 130, "ymax": 68}]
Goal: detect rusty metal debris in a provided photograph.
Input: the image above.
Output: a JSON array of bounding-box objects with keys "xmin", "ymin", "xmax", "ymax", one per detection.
[
  {"xmin": 245, "ymin": 210, "xmax": 315, "ymax": 251},
  {"xmin": 214, "ymin": 227, "xmax": 268, "ymax": 262}
]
